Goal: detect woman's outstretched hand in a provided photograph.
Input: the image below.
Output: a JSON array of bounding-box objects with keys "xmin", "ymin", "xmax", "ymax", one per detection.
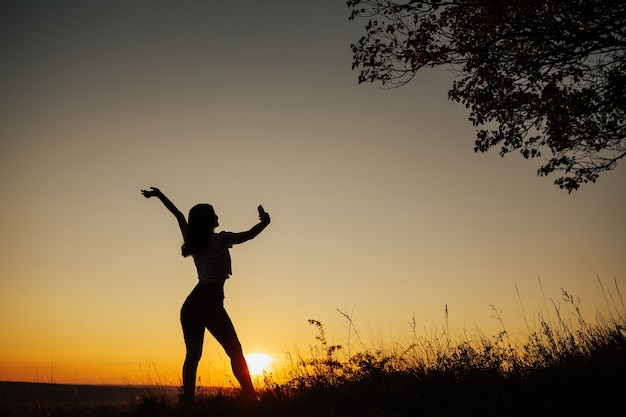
[
  {"xmin": 258, "ymin": 205, "xmax": 271, "ymax": 225},
  {"xmin": 141, "ymin": 187, "xmax": 162, "ymax": 198}
]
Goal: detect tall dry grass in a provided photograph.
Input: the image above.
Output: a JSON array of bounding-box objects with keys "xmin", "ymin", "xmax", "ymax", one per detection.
[{"xmin": 259, "ymin": 277, "xmax": 625, "ymax": 416}]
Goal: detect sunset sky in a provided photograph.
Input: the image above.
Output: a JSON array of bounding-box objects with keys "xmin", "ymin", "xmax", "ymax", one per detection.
[{"xmin": 2, "ymin": 1, "xmax": 625, "ymax": 386}]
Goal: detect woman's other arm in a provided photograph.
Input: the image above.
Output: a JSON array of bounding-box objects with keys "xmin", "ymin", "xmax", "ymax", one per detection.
[{"xmin": 231, "ymin": 205, "xmax": 271, "ymax": 245}]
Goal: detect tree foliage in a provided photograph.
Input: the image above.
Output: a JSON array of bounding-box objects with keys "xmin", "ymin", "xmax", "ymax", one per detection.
[{"xmin": 348, "ymin": 0, "xmax": 626, "ymax": 191}]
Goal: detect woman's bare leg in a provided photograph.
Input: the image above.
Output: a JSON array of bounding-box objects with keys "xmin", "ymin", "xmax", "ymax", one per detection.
[
  {"xmin": 182, "ymin": 338, "xmax": 203, "ymax": 405},
  {"xmin": 221, "ymin": 336, "xmax": 255, "ymax": 396},
  {"xmin": 205, "ymin": 305, "xmax": 256, "ymax": 397}
]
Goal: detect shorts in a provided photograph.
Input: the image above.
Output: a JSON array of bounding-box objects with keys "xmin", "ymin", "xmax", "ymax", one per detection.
[{"xmin": 180, "ymin": 283, "xmax": 239, "ymax": 343}]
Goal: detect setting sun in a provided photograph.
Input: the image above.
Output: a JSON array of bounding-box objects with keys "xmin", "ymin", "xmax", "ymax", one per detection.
[{"xmin": 245, "ymin": 353, "xmax": 274, "ymax": 376}]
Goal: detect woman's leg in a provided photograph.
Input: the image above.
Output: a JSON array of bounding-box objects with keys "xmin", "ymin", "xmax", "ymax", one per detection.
[
  {"xmin": 207, "ymin": 308, "xmax": 255, "ymax": 396},
  {"xmin": 182, "ymin": 338, "xmax": 203, "ymax": 405},
  {"xmin": 221, "ymin": 335, "xmax": 255, "ymax": 396},
  {"xmin": 180, "ymin": 287, "xmax": 206, "ymax": 406}
]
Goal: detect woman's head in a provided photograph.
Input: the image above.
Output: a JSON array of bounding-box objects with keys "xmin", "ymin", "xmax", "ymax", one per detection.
[
  {"xmin": 188, "ymin": 204, "xmax": 218, "ymax": 229},
  {"xmin": 182, "ymin": 204, "xmax": 218, "ymax": 257}
]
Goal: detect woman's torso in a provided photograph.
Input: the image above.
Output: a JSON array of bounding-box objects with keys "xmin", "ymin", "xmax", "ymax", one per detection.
[{"xmin": 192, "ymin": 231, "xmax": 233, "ymax": 283}]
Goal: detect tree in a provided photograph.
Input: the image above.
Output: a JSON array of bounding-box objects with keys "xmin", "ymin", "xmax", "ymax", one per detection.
[{"xmin": 348, "ymin": 0, "xmax": 626, "ymax": 191}]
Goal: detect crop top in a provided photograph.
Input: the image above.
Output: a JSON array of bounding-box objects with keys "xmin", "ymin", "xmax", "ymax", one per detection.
[{"xmin": 192, "ymin": 231, "xmax": 233, "ymax": 283}]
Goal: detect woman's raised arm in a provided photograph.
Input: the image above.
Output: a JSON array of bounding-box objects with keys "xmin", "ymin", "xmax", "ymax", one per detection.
[{"xmin": 141, "ymin": 187, "xmax": 187, "ymax": 238}]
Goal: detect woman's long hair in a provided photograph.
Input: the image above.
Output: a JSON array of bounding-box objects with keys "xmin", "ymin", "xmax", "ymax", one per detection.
[{"xmin": 182, "ymin": 204, "xmax": 217, "ymax": 257}]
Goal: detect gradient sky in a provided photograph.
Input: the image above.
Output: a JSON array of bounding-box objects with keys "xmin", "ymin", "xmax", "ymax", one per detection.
[{"xmin": 2, "ymin": 1, "xmax": 625, "ymax": 386}]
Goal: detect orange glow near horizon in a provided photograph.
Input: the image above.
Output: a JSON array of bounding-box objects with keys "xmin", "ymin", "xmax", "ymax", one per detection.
[{"xmin": 2, "ymin": 282, "xmax": 625, "ymax": 387}]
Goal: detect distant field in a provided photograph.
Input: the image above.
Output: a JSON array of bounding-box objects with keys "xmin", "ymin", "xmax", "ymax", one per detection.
[
  {"xmin": 0, "ymin": 381, "xmax": 177, "ymax": 405},
  {"xmin": 0, "ymin": 381, "xmax": 182, "ymax": 415}
]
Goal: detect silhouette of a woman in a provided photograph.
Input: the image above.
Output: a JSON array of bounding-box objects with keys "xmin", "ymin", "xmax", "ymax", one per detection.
[{"xmin": 141, "ymin": 187, "xmax": 270, "ymax": 405}]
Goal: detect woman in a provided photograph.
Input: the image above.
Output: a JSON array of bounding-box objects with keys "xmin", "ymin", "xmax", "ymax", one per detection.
[{"xmin": 141, "ymin": 186, "xmax": 270, "ymax": 405}]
